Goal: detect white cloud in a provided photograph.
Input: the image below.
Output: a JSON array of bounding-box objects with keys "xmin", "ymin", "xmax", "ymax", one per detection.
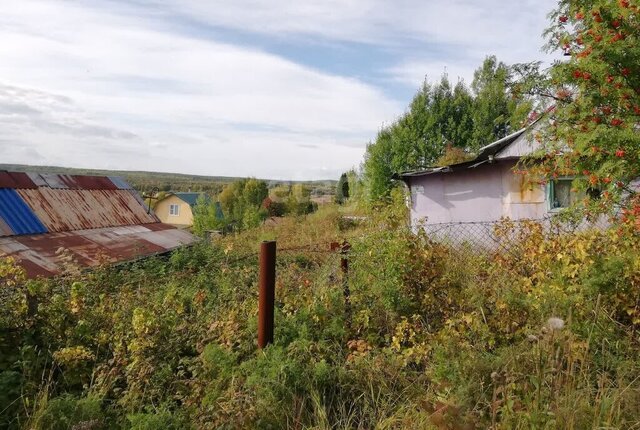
[
  {"xmin": 0, "ymin": 0, "xmax": 559, "ymax": 179},
  {"xmin": 155, "ymin": 0, "xmax": 558, "ymax": 89},
  {"xmin": 0, "ymin": 0, "xmax": 402, "ymax": 179},
  {"xmin": 144, "ymin": 0, "xmax": 555, "ymax": 48}
]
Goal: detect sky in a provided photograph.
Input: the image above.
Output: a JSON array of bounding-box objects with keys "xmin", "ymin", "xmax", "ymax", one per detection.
[{"xmin": 0, "ymin": 0, "xmax": 558, "ymax": 180}]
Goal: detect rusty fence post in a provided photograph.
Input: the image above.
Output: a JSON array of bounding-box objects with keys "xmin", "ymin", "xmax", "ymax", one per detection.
[
  {"xmin": 258, "ymin": 240, "xmax": 276, "ymax": 349},
  {"xmin": 331, "ymin": 241, "xmax": 352, "ymax": 329}
]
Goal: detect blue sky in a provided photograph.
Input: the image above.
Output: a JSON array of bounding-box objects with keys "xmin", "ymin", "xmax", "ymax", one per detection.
[{"xmin": 0, "ymin": 0, "xmax": 558, "ymax": 180}]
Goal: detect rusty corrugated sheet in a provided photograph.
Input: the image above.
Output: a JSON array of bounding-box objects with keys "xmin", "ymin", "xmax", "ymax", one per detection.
[
  {"xmin": 64, "ymin": 175, "xmax": 118, "ymax": 190},
  {"xmin": 0, "ymin": 217, "xmax": 13, "ymax": 237},
  {"xmin": 0, "ymin": 171, "xmax": 37, "ymax": 189},
  {"xmin": 18, "ymin": 188, "xmax": 159, "ymax": 232},
  {"xmin": 0, "ymin": 223, "xmax": 196, "ymax": 278},
  {"xmin": 128, "ymin": 189, "xmax": 149, "ymax": 210}
]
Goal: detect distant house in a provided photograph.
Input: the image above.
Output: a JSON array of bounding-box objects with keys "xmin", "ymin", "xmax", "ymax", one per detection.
[
  {"xmin": 0, "ymin": 171, "xmax": 196, "ymax": 278},
  {"xmin": 399, "ymin": 125, "xmax": 591, "ymax": 233},
  {"xmin": 155, "ymin": 192, "xmax": 222, "ymax": 227}
]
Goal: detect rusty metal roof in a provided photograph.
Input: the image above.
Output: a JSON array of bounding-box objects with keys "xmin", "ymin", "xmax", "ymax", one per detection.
[
  {"xmin": 0, "ymin": 217, "xmax": 14, "ymax": 237},
  {"xmin": 18, "ymin": 189, "xmax": 158, "ymax": 232},
  {"xmin": 0, "ymin": 171, "xmax": 38, "ymax": 189},
  {"xmin": 0, "ymin": 189, "xmax": 48, "ymax": 236},
  {"xmin": 0, "ymin": 171, "xmax": 159, "ymax": 233},
  {"xmin": 0, "ymin": 172, "xmax": 129, "ymax": 190},
  {"xmin": 0, "ymin": 223, "xmax": 197, "ymax": 278},
  {"xmin": 0, "ymin": 170, "xmax": 196, "ymax": 277}
]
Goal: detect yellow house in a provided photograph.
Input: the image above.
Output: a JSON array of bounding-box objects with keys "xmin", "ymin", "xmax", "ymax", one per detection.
[{"xmin": 155, "ymin": 192, "xmax": 219, "ymax": 227}]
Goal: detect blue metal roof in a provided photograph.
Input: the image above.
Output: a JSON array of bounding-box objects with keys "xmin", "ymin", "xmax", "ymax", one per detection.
[
  {"xmin": 174, "ymin": 192, "xmax": 211, "ymax": 207},
  {"xmin": 0, "ymin": 189, "xmax": 48, "ymax": 235},
  {"xmin": 108, "ymin": 176, "xmax": 133, "ymax": 190}
]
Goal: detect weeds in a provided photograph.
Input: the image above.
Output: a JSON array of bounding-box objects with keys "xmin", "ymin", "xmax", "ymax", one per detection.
[{"xmin": 1, "ymin": 201, "xmax": 639, "ymax": 429}]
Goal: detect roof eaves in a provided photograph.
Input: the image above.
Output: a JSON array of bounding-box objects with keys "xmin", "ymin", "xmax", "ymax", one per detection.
[
  {"xmin": 398, "ymin": 166, "xmax": 451, "ymax": 179},
  {"xmin": 399, "ymin": 127, "xmax": 532, "ymax": 179},
  {"xmin": 476, "ymin": 127, "xmax": 527, "ymax": 153}
]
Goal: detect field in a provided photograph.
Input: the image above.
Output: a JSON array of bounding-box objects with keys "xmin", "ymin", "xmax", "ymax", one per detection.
[{"xmin": 2, "ymin": 198, "xmax": 640, "ymax": 429}]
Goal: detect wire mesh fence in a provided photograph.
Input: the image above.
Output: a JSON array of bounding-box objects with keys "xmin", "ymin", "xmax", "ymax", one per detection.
[{"xmin": 419, "ymin": 215, "xmax": 611, "ymax": 258}]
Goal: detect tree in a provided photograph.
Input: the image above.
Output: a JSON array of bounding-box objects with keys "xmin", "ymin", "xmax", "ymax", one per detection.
[
  {"xmin": 346, "ymin": 169, "xmax": 363, "ymax": 203},
  {"xmin": 217, "ymin": 178, "xmax": 269, "ymax": 231},
  {"xmin": 192, "ymin": 195, "xmax": 225, "ymax": 236},
  {"xmin": 286, "ymin": 184, "xmax": 316, "ymax": 215},
  {"xmin": 362, "ymin": 63, "xmax": 528, "ymax": 202},
  {"xmin": 243, "ymin": 179, "xmax": 269, "ymax": 207},
  {"xmin": 471, "ymin": 56, "xmax": 524, "ymax": 147},
  {"xmin": 335, "ymin": 173, "xmax": 350, "ymax": 204},
  {"xmin": 524, "ymin": 0, "xmax": 640, "ymax": 224},
  {"xmin": 262, "ymin": 197, "xmax": 287, "ymax": 217},
  {"xmin": 434, "ymin": 144, "xmax": 474, "ymax": 167},
  {"xmin": 363, "ymin": 127, "xmax": 396, "ymax": 201}
]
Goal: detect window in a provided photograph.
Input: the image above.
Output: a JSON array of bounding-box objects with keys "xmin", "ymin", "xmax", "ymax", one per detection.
[
  {"xmin": 548, "ymin": 179, "xmax": 598, "ymax": 210},
  {"xmin": 169, "ymin": 204, "xmax": 180, "ymax": 216},
  {"xmin": 550, "ymin": 179, "xmax": 574, "ymax": 209}
]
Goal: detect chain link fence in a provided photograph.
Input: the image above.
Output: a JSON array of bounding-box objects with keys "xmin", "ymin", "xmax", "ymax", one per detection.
[{"xmin": 419, "ymin": 215, "xmax": 611, "ymax": 257}]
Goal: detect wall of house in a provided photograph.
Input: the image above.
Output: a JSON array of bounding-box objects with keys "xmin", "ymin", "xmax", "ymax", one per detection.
[
  {"xmin": 408, "ymin": 160, "xmax": 548, "ymax": 226},
  {"xmin": 155, "ymin": 195, "xmax": 194, "ymax": 226},
  {"xmin": 499, "ymin": 163, "xmax": 547, "ymax": 219}
]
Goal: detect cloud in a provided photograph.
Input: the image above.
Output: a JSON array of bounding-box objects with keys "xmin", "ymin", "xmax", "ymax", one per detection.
[
  {"xmin": 0, "ymin": 0, "xmax": 558, "ymax": 179},
  {"xmin": 143, "ymin": 0, "xmax": 557, "ymax": 62}
]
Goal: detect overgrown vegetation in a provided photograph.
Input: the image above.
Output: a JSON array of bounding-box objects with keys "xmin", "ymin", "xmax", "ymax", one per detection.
[
  {"xmin": 192, "ymin": 180, "xmax": 322, "ymax": 235},
  {"xmin": 2, "ymin": 199, "xmax": 640, "ymax": 429},
  {"xmin": 520, "ymin": 0, "xmax": 640, "ymax": 222},
  {"xmin": 2, "ymin": 2, "xmax": 639, "ymax": 429}
]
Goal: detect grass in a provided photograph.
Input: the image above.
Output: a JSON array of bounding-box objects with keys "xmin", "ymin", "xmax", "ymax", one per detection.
[{"xmin": 1, "ymin": 202, "xmax": 640, "ymax": 429}]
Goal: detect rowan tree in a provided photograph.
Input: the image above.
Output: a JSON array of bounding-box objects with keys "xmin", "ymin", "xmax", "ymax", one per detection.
[{"xmin": 527, "ymin": 0, "xmax": 640, "ymax": 226}]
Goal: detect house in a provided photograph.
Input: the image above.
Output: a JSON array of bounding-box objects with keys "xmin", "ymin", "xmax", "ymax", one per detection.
[
  {"xmin": 399, "ymin": 125, "xmax": 594, "ymax": 238},
  {"xmin": 155, "ymin": 192, "xmax": 222, "ymax": 227},
  {"xmin": 0, "ymin": 171, "xmax": 196, "ymax": 278}
]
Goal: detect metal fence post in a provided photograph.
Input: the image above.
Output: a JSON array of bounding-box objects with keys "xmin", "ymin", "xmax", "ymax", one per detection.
[
  {"xmin": 341, "ymin": 241, "xmax": 352, "ymax": 329},
  {"xmin": 258, "ymin": 241, "xmax": 276, "ymax": 348},
  {"xmin": 332, "ymin": 241, "xmax": 352, "ymax": 329}
]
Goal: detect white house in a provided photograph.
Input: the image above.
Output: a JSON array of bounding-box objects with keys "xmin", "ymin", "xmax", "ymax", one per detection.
[{"xmin": 398, "ymin": 126, "xmax": 600, "ymax": 243}]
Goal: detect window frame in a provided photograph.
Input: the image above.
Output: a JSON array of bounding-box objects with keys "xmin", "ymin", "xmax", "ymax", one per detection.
[
  {"xmin": 548, "ymin": 178, "xmax": 573, "ymax": 211},
  {"xmin": 547, "ymin": 177, "xmax": 598, "ymax": 211},
  {"xmin": 169, "ymin": 204, "xmax": 180, "ymax": 216}
]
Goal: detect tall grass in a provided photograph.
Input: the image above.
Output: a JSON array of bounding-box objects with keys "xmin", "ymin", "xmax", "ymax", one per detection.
[{"xmin": 1, "ymin": 202, "xmax": 639, "ymax": 429}]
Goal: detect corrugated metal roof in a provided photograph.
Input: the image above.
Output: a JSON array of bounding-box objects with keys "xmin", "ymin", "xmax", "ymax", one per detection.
[
  {"xmin": 0, "ymin": 223, "xmax": 196, "ymax": 278},
  {"xmin": 26, "ymin": 173, "xmax": 49, "ymax": 187},
  {"xmin": 0, "ymin": 171, "xmax": 195, "ymax": 276},
  {"xmin": 0, "ymin": 171, "xmax": 38, "ymax": 189},
  {"xmin": 128, "ymin": 189, "xmax": 149, "ymax": 210},
  {"xmin": 399, "ymin": 128, "xmax": 530, "ymax": 180},
  {"xmin": 33, "ymin": 174, "xmax": 117, "ymax": 189},
  {"xmin": 70, "ymin": 175, "xmax": 118, "ymax": 190},
  {"xmin": 0, "ymin": 217, "xmax": 13, "ymax": 237},
  {"xmin": 18, "ymin": 188, "xmax": 159, "ymax": 232},
  {"xmin": 0, "ymin": 189, "xmax": 48, "ymax": 236},
  {"xmin": 39, "ymin": 173, "xmax": 71, "ymax": 189},
  {"xmin": 108, "ymin": 176, "xmax": 133, "ymax": 190}
]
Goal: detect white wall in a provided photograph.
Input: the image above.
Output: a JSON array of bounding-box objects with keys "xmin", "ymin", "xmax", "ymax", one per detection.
[{"xmin": 409, "ymin": 160, "xmax": 548, "ymax": 226}]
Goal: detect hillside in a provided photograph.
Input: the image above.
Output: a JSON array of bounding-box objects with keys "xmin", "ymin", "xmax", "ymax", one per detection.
[{"xmin": 0, "ymin": 164, "xmax": 337, "ymax": 195}]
